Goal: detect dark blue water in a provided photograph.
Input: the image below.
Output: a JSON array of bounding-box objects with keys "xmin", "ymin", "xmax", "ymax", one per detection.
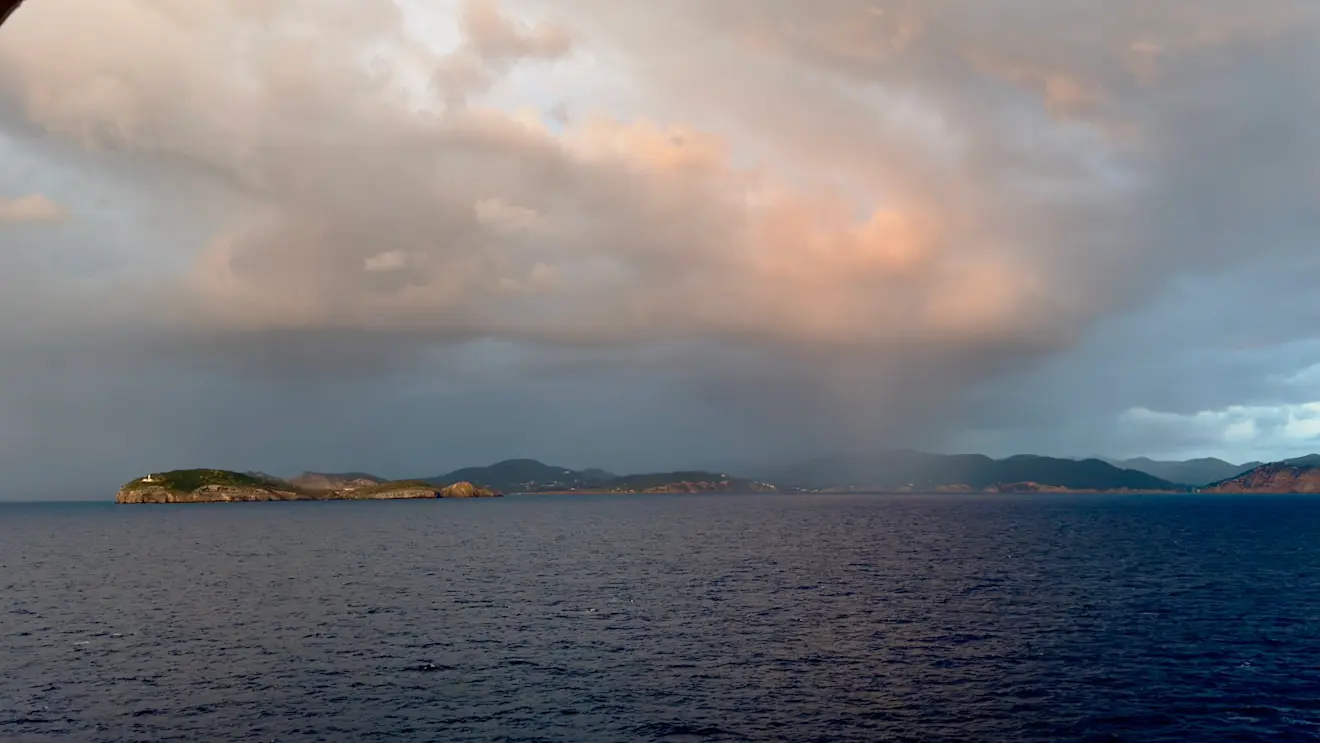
[{"xmin": 2, "ymin": 494, "xmax": 1318, "ymax": 742}]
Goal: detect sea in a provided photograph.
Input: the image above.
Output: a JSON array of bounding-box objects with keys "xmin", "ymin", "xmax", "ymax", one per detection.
[{"xmin": 2, "ymin": 493, "xmax": 1318, "ymax": 742}]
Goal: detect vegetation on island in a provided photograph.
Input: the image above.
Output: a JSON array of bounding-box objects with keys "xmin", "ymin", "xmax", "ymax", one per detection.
[
  {"xmin": 116, "ymin": 469, "xmax": 499, "ymax": 504},
  {"xmin": 121, "ymin": 469, "xmax": 278, "ymax": 493},
  {"xmin": 1202, "ymin": 461, "xmax": 1320, "ymax": 494}
]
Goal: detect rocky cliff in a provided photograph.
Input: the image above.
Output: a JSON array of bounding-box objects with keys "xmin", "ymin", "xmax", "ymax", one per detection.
[
  {"xmin": 115, "ymin": 470, "xmax": 500, "ymax": 503},
  {"xmin": 437, "ymin": 481, "xmax": 499, "ymax": 498},
  {"xmin": 1203, "ymin": 463, "xmax": 1320, "ymax": 494}
]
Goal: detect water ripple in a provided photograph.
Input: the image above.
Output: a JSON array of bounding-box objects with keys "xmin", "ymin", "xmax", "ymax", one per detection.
[{"xmin": 1, "ymin": 494, "xmax": 1317, "ymax": 741}]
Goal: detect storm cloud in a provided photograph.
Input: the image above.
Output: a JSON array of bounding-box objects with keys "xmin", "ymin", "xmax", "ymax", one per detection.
[{"xmin": 1, "ymin": 0, "xmax": 1318, "ymax": 496}]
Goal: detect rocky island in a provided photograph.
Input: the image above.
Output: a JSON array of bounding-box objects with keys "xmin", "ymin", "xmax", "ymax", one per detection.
[
  {"xmin": 115, "ymin": 469, "xmax": 500, "ymax": 504},
  {"xmin": 1202, "ymin": 461, "xmax": 1320, "ymax": 494}
]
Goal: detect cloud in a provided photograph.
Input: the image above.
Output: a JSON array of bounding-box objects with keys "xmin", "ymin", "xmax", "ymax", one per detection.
[
  {"xmin": 363, "ymin": 250, "xmax": 412, "ymax": 273},
  {"xmin": 0, "ymin": 1, "xmax": 1087, "ymax": 362},
  {"xmin": 0, "ymin": 0, "xmax": 1319, "ymax": 490},
  {"xmin": 1114, "ymin": 401, "xmax": 1320, "ymax": 461},
  {"xmin": 0, "ymin": 193, "xmax": 66, "ymax": 223},
  {"xmin": 433, "ymin": 0, "xmax": 574, "ymax": 108}
]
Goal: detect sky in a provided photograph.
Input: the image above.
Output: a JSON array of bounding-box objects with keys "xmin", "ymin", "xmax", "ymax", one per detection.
[{"xmin": 2, "ymin": 0, "xmax": 1319, "ymax": 497}]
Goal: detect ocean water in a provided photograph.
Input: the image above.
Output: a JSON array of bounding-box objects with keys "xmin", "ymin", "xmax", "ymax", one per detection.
[{"xmin": 2, "ymin": 494, "xmax": 1318, "ymax": 743}]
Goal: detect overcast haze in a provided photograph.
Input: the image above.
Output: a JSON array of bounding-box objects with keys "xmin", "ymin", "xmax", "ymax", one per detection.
[{"xmin": 2, "ymin": 0, "xmax": 1319, "ymax": 498}]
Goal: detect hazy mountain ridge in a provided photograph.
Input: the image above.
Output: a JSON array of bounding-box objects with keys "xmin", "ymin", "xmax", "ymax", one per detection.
[
  {"xmin": 765, "ymin": 451, "xmax": 1177, "ymax": 492},
  {"xmin": 422, "ymin": 459, "xmax": 769, "ymax": 494},
  {"xmin": 423, "ymin": 459, "xmax": 617, "ymax": 493},
  {"xmin": 420, "ymin": 452, "xmax": 1179, "ymax": 493},
  {"xmin": 1104, "ymin": 454, "xmax": 1320, "ymax": 488},
  {"xmin": 1100, "ymin": 457, "xmax": 1262, "ymax": 486},
  {"xmin": 287, "ymin": 471, "xmax": 386, "ymax": 491}
]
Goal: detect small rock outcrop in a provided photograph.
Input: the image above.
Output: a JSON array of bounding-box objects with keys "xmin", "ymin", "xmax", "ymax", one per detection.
[{"xmin": 438, "ymin": 481, "xmax": 500, "ymax": 498}]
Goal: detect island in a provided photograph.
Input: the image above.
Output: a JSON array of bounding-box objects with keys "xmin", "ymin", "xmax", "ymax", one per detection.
[
  {"xmin": 113, "ymin": 452, "xmax": 1320, "ymax": 503},
  {"xmin": 1202, "ymin": 461, "xmax": 1320, "ymax": 494},
  {"xmin": 115, "ymin": 469, "xmax": 500, "ymax": 504}
]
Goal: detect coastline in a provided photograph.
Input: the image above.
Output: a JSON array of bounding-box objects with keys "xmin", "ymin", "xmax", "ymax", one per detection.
[{"xmin": 114, "ymin": 473, "xmax": 500, "ymax": 504}]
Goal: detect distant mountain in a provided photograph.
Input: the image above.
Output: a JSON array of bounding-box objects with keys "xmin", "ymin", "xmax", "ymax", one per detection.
[
  {"xmin": 287, "ymin": 471, "xmax": 385, "ymax": 491},
  {"xmin": 600, "ymin": 471, "xmax": 777, "ymax": 494},
  {"xmin": 1103, "ymin": 457, "xmax": 1261, "ymax": 486},
  {"xmin": 767, "ymin": 450, "xmax": 1177, "ymax": 492},
  {"xmin": 1203, "ymin": 461, "xmax": 1320, "ymax": 493},
  {"xmin": 423, "ymin": 459, "xmax": 615, "ymax": 493},
  {"xmin": 422, "ymin": 460, "xmax": 775, "ymax": 494},
  {"xmin": 288, "ymin": 450, "xmax": 1287, "ymax": 495}
]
